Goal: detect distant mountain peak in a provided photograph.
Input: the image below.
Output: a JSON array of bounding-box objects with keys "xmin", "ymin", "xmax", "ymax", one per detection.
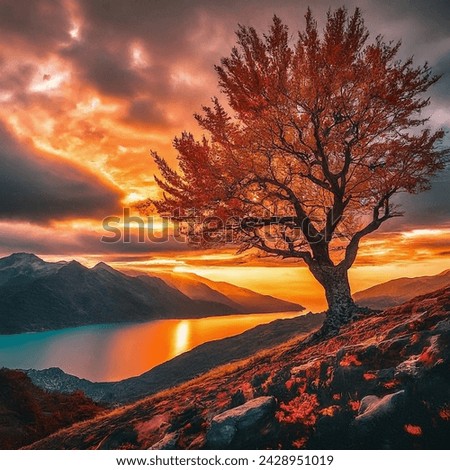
[
  {"xmin": 91, "ymin": 262, "xmax": 119, "ymax": 274},
  {"xmin": 0, "ymin": 252, "xmax": 304, "ymax": 334},
  {"xmin": 1, "ymin": 252, "xmax": 44, "ymax": 265},
  {"xmin": 354, "ymin": 268, "xmax": 450, "ymax": 310},
  {"xmin": 58, "ymin": 260, "xmax": 88, "ymax": 274},
  {"xmin": 10, "ymin": 252, "xmax": 42, "ymax": 259}
]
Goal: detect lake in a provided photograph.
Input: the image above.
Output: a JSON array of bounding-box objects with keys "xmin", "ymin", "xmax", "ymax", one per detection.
[{"xmin": 0, "ymin": 311, "xmax": 301, "ymax": 382}]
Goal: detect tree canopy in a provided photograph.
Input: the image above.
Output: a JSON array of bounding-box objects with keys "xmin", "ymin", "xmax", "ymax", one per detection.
[{"xmin": 148, "ymin": 7, "xmax": 448, "ymax": 329}]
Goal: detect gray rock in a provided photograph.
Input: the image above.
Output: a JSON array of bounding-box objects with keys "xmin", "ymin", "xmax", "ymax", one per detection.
[
  {"xmin": 206, "ymin": 396, "xmax": 275, "ymax": 449},
  {"xmin": 148, "ymin": 432, "xmax": 178, "ymax": 450},
  {"xmin": 395, "ymin": 334, "xmax": 442, "ymax": 379},
  {"xmin": 355, "ymin": 390, "xmax": 405, "ymax": 425}
]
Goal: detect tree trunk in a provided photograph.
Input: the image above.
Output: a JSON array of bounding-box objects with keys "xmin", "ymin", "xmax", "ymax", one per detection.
[{"xmin": 309, "ymin": 263, "xmax": 357, "ymax": 334}]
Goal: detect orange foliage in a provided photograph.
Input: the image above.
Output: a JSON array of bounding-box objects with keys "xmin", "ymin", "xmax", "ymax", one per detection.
[
  {"xmin": 320, "ymin": 405, "xmax": 340, "ymax": 417},
  {"xmin": 292, "ymin": 437, "xmax": 308, "ymax": 449},
  {"xmin": 285, "ymin": 378, "xmax": 304, "ymax": 391},
  {"xmin": 348, "ymin": 400, "xmax": 360, "ymax": 411},
  {"xmin": 418, "ymin": 346, "xmax": 438, "ymax": 366},
  {"xmin": 438, "ymin": 407, "xmax": 450, "ymax": 420},
  {"xmin": 215, "ymin": 391, "xmax": 229, "ymax": 407},
  {"xmin": 0, "ymin": 370, "xmax": 104, "ymax": 449},
  {"xmin": 363, "ymin": 372, "xmax": 376, "ymax": 380},
  {"xmin": 339, "ymin": 354, "xmax": 362, "ymax": 367},
  {"xmin": 240, "ymin": 382, "xmax": 254, "ymax": 398},
  {"xmin": 404, "ymin": 424, "xmax": 422, "ymax": 436},
  {"xmin": 383, "ymin": 380, "xmax": 400, "ymax": 389},
  {"xmin": 410, "ymin": 333, "xmax": 421, "ymax": 345},
  {"xmin": 276, "ymin": 394, "xmax": 319, "ymax": 426}
]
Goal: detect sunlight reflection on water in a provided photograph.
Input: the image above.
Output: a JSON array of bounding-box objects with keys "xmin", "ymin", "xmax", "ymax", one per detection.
[{"xmin": 0, "ymin": 311, "xmax": 301, "ymax": 382}]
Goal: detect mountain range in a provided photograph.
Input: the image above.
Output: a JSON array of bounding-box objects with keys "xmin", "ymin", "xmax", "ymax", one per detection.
[
  {"xmin": 0, "ymin": 253, "xmax": 302, "ymax": 334},
  {"xmin": 354, "ymin": 269, "xmax": 450, "ymax": 309}
]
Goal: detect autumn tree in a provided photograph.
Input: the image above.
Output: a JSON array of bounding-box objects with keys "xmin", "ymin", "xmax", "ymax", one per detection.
[{"xmin": 149, "ymin": 8, "xmax": 448, "ymax": 332}]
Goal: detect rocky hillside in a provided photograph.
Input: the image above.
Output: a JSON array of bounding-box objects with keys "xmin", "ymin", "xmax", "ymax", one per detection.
[
  {"xmin": 0, "ymin": 253, "xmax": 302, "ymax": 333},
  {"xmin": 354, "ymin": 269, "xmax": 450, "ymax": 309},
  {"xmin": 0, "ymin": 369, "xmax": 105, "ymax": 449},
  {"xmin": 26, "ymin": 287, "xmax": 450, "ymax": 449}
]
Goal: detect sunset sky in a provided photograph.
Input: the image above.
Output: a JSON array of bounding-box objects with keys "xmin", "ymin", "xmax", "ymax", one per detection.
[{"xmin": 0, "ymin": 0, "xmax": 449, "ymax": 310}]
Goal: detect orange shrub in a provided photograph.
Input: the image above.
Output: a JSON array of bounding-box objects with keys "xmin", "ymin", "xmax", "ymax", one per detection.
[
  {"xmin": 404, "ymin": 424, "xmax": 422, "ymax": 436},
  {"xmin": 275, "ymin": 393, "xmax": 319, "ymax": 426},
  {"xmin": 339, "ymin": 354, "xmax": 362, "ymax": 367}
]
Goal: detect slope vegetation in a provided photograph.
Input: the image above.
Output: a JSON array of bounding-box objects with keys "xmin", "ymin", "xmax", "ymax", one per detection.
[{"xmin": 0, "ymin": 369, "xmax": 104, "ymax": 449}]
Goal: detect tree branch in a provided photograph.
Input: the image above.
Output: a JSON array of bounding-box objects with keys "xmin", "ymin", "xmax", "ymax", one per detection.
[{"xmin": 339, "ymin": 192, "xmax": 399, "ymax": 269}]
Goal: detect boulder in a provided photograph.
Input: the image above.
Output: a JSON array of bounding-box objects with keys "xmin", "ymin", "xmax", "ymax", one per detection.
[
  {"xmin": 355, "ymin": 390, "xmax": 405, "ymax": 425},
  {"xmin": 206, "ymin": 396, "xmax": 275, "ymax": 449},
  {"xmin": 350, "ymin": 390, "xmax": 407, "ymax": 448}
]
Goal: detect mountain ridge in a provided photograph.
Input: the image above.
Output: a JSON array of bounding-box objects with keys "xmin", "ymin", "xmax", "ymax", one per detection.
[
  {"xmin": 0, "ymin": 253, "xmax": 302, "ymax": 334},
  {"xmin": 354, "ymin": 268, "xmax": 450, "ymax": 309}
]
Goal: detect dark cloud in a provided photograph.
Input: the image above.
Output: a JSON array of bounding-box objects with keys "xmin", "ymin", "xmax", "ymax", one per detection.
[
  {"xmin": 0, "ymin": 0, "xmax": 448, "ymax": 256},
  {"xmin": 0, "ymin": 0, "xmax": 70, "ymax": 51},
  {"xmin": 3, "ymin": 0, "xmax": 446, "ymax": 122},
  {"xmin": 126, "ymin": 98, "xmax": 169, "ymax": 126},
  {"xmin": 0, "ymin": 223, "xmax": 194, "ymax": 257},
  {"xmin": 68, "ymin": 0, "xmax": 449, "ymax": 116},
  {"xmin": 0, "ymin": 60, "xmax": 35, "ymax": 96},
  {"xmin": 380, "ymin": 167, "xmax": 450, "ymax": 232},
  {"xmin": 77, "ymin": 0, "xmax": 200, "ymax": 53},
  {"xmin": 364, "ymin": 0, "xmax": 450, "ymax": 41},
  {"xmin": 62, "ymin": 43, "xmax": 147, "ymax": 98},
  {"xmin": 0, "ymin": 122, "xmax": 123, "ymax": 223},
  {"xmin": 432, "ymin": 53, "xmax": 450, "ymax": 104}
]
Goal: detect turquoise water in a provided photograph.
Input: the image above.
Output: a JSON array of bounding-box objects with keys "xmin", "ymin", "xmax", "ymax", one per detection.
[{"xmin": 0, "ymin": 311, "xmax": 300, "ymax": 382}]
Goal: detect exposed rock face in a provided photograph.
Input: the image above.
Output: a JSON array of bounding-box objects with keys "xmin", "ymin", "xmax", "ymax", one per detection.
[
  {"xmin": 349, "ymin": 391, "xmax": 407, "ymax": 447},
  {"xmin": 206, "ymin": 396, "xmax": 276, "ymax": 449}
]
